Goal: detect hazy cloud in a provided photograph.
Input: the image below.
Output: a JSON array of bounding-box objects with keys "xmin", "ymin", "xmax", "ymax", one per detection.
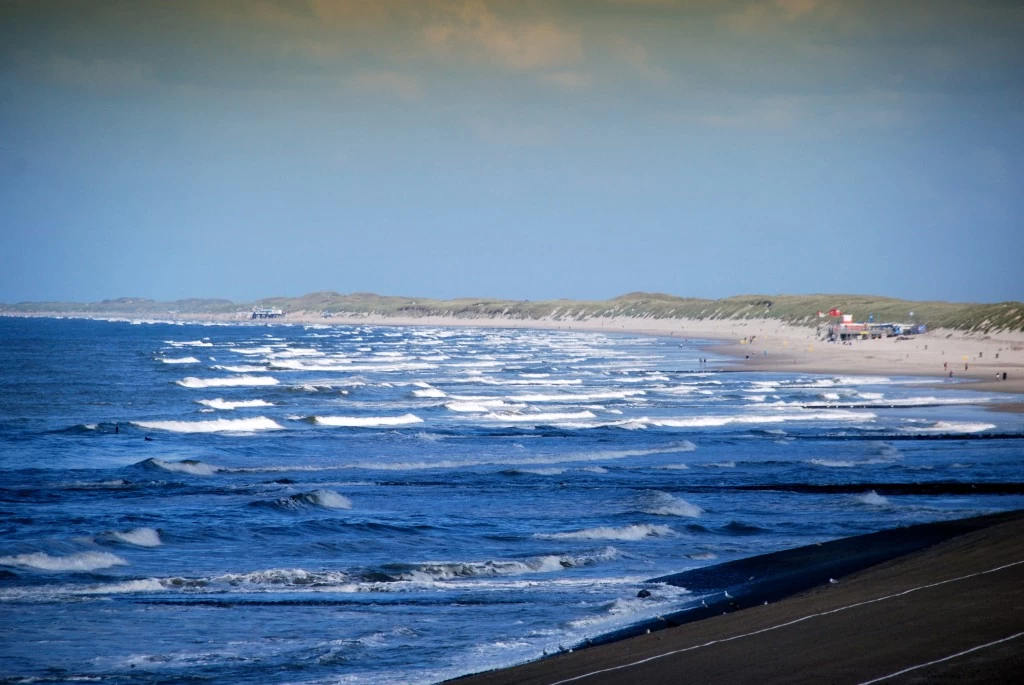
[
  {"xmin": 18, "ymin": 52, "xmax": 153, "ymax": 91},
  {"xmin": 423, "ymin": 1, "xmax": 583, "ymax": 70},
  {"xmin": 541, "ymin": 70, "xmax": 592, "ymax": 89},
  {"xmin": 350, "ymin": 69, "xmax": 422, "ymax": 101}
]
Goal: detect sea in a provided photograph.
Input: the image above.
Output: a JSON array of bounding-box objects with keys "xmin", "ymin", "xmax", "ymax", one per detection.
[{"xmin": 1, "ymin": 316, "xmax": 1022, "ymax": 684}]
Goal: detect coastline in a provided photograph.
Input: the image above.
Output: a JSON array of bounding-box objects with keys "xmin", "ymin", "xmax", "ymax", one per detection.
[
  {"xmin": 6, "ymin": 310, "xmax": 1024, "ymax": 399},
  {"xmin": 453, "ymin": 509, "xmax": 1024, "ymax": 684}
]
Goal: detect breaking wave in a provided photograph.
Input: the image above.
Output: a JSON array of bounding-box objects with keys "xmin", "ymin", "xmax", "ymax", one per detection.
[
  {"xmin": 136, "ymin": 458, "xmax": 222, "ymax": 475},
  {"xmin": 483, "ymin": 411, "xmax": 596, "ymax": 423},
  {"xmin": 856, "ymin": 490, "xmax": 890, "ymax": 506},
  {"xmin": 637, "ymin": 491, "xmax": 704, "ymax": 517},
  {"xmin": 103, "ymin": 528, "xmax": 162, "ymax": 547},
  {"xmin": 133, "ymin": 417, "xmax": 282, "ymax": 433},
  {"xmin": 394, "ymin": 548, "xmax": 619, "ymax": 582},
  {"xmin": 158, "ymin": 356, "xmax": 200, "ymax": 364},
  {"xmin": 176, "ymin": 375, "xmax": 280, "ymax": 388},
  {"xmin": 266, "ymin": 489, "xmax": 353, "ymax": 511},
  {"xmin": 902, "ymin": 421, "xmax": 996, "ymax": 434},
  {"xmin": 313, "ymin": 414, "xmax": 423, "ymax": 428},
  {"xmin": 0, "ymin": 551, "xmax": 128, "ymax": 572},
  {"xmin": 196, "ymin": 398, "xmax": 273, "ymax": 410},
  {"xmin": 535, "ymin": 524, "xmax": 672, "ymax": 541}
]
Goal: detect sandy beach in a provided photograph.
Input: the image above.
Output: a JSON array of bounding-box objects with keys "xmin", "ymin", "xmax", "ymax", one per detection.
[
  {"xmin": 453, "ymin": 510, "xmax": 1024, "ymax": 684},
  {"xmin": 34, "ymin": 310, "xmax": 1023, "ymax": 398}
]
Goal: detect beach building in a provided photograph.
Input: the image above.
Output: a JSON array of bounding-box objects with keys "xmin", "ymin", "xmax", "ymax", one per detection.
[
  {"xmin": 250, "ymin": 307, "xmax": 284, "ymax": 319},
  {"xmin": 827, "ymin": 314, "xmax": 925, "ymax": 341}
]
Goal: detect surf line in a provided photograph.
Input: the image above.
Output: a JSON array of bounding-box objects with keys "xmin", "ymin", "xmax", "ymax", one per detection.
[
  {"xmin": 856, "ymin": 630, "xmax": 1024, "ymax": 684},
  {"xmin": 546, "ymin": 558, "xmax": 1024, "ymax": 685}
]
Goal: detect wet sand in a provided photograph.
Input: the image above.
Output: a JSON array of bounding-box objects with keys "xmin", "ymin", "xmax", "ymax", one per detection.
[{"xmin": 453, "ymin": 510, "xmax": 1024, "ymax": 684}]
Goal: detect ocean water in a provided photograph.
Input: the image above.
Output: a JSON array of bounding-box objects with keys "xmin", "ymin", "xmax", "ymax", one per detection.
[{"xmin": 1, "ymin": 316, "xmax": 1022, "ymax": 684}]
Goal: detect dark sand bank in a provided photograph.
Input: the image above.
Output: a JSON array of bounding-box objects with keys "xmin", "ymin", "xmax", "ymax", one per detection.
[{"xmin": 454, "ymin": 510, "xmax": 1024, "ymax": 684}]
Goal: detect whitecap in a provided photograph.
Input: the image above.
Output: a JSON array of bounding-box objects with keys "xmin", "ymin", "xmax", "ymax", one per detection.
[
  {"xmin": 0, "ymin": 551, "xmax": 128, "ymax": 572},
  {"xmin": 158, "ymin": 356, "xmax": 200, "ymax": 364},
  {"xmin": 133, "ymin": 417, "xmax": 282, "ymax": 433},
  {"xmin": 176, "ymin": 375, "xmax": 279, "ymax": 388},
  {"xmin": 107, "ymin": 528, "xmax": 162, "ymax": 547},
  {"xmin": 903, "ymin": 421, "xmax": 995, "ymax": 434},
  {"xmin": 482, "ymin": 411, "xmax": 596, "ymax": 423},
  {"xmin": 166, "ymin": 340, "xmax": 212, "ymax": 348},
  {"xmin": 273, "ymin": 489, "xmax": 352, "ymax": 510},
  {"xmin": 397, "ymin": 548, "xmax": 618, "ymax": 582},
  {"xmin": 314, "ymin": 414, "xmax": 424, "ymax": 428},
  {"xmin": 535, "ymin": 524, "xmax": 672, "ymax": 541},
  {"xmin": 856, "ymin": 490, "xmax": 890, "ymax": 506},
  {"xmin": 196, "ymin": 398, "xmax": 273, "ymax": 410},
  {"xmin": 638, "ymin": 492, "xmax": 703, "ymax": 517},
  {"xmin": 140, "ymin": 458, "xmax": 222, "ymax": 475}
]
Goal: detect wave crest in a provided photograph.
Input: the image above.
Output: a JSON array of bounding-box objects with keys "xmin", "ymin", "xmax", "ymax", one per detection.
[
  {"xmin": 314, "ymin": 414, "xmax": 423, "ymax": 428},
  {"xmin": 133, "ymin": 417, "xmax": 282, "ymax": 433},
  {"xmin": 535, "ymin": 524, "xmax": 672, "ymax": 541},
  {"xmin": 0, "ymin": 551, "xmax": 128, "ymax": 572}
]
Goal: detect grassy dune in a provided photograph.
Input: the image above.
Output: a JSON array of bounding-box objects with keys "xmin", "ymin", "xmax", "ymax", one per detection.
[{"xmin": 3, "ymin": 292, "xmax": 1022, "ymax": 333}]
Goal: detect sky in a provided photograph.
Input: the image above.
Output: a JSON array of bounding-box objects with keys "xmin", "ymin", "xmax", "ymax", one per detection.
[{"xmin": 1, "ymin": 0, "xmax": 1022, "ymax": 304}]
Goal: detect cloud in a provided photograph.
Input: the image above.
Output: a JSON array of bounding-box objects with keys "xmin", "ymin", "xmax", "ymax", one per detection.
[
  {"xmin": 350, "ymin": 70, "xmax": 422, "ymax": 100},
  {"xmin": 721, "ymin": 0, "xmax": 840, "ymax": 31},
  {"xmin": 17, "ymin": 53, "xmax": 153, "ymax": 91},
  {"xmin": 541, "ymin": 70, "xmax": 591, "ymax": 89},
  {"xmin": 423, "ymin": 1, "xmax": 583, "ymax": 70},
  {"xmin": 609, "ymin": 36, "xmax": 671, "ymax": 84}
]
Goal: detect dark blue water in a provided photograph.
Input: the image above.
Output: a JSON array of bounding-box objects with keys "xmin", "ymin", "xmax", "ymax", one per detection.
[{"xmin": 1, "ymin": 316, "xmax": 1022, "ymax": 683}]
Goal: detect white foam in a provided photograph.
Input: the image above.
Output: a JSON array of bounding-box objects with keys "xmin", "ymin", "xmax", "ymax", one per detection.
[
  {"xmin": 314, "ymin": 413, "xmax": 424, "ymax": 427},
  {"xmin": 146, "ymin": 459, "xmax": 221, "ymax": 475},
  {"xmin": 196, "ymin": 398, "xmax": 273, "ymax": 410},
  {"xmin": 511, "ymin": 467, "xmax": 566, "ymax": 475},
  {"xmin": 134, "ymin": 417, "xmax": 282, "ymax": 433},
  {"xmin": 857, "ymin": 490, "xmax": 890, "ymax": 506},
  {"xmin": 0, "ymin": 551, "xmax": 128, "ymax": 572},
  {"xmin": 282, "ymin": 489, "xmax": 352, "ymax": 509},
  {"xmin": 536, "ymin": 524, "xmax": 672, "ymax": 541},
  {"xmin": 109, "ymin": 528, "xmax": 162, "ymax": 547},
  {"xmin": 177, "ymin": 375, "xmax": 279, "ymax": 388},
  {"xmin": 159, "ymin": 356, "xmax": 200, "ymax": 364},
  {"xmin": 166, "ymin": 340, "xmax": 212, "ymax": 347},
  {"xmin": 650, "ymin": 411, "xmax": 876, "ymax": 428},
  {"xmin": 412, "ymin": 388, "xmax": 447, "ymax": 398},
  {"xmin": 639, "ymin": 492, "xmax": 703, "ymax": 517},
  {"xmin": 483, "ymin": 411, "xmax": 597, "ymax": 423},
  {"xmin": 903, "ymin": 421, "xmax": 996, "ymax": 434},
  {"xmin": 398, "ymin": 549, "xmax": 618, "ymax": 582},
  {"xmin": 446, "ymin": 400, "xmax": 524, "ymax": 413},
  {"xmin": 210, "ymin": 364, "xmax": 268, "ymax": 373},
  {"xmin": 508, "ymin": 390, "xmax": 645, "ymax": 403},
  {"xmin": 232, "ymin": 346, "xmax": 274, "ymax": 355}
]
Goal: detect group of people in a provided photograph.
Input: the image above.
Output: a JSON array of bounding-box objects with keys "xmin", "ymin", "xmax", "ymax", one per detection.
[{"xmin": 942, "ymin": 360, "xmax": 1008, "ymax": 381}]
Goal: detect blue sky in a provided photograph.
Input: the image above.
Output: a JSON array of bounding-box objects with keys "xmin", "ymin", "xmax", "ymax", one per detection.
[{"xmin": 1, "ymin": 0, "xmax": 1022, "ymax": 303}]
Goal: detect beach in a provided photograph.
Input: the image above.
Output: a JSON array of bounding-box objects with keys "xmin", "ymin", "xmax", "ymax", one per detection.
[
  {"xmin": 14, "ymin": 310, "xmax": 1024, "ymax": 397},
  {"xmin": 454, "ymin": 510, "xmax": 1024, "ymax": 684}
]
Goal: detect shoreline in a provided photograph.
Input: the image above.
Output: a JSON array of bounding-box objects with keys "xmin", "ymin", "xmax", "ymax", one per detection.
[
  {"xmin": 6, "ymin": 310, "xmax": 1024, "ymax": 399},
  {"xmin": 453, "ymin": 509, "xmax": 1024, "ymax": 684}
]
